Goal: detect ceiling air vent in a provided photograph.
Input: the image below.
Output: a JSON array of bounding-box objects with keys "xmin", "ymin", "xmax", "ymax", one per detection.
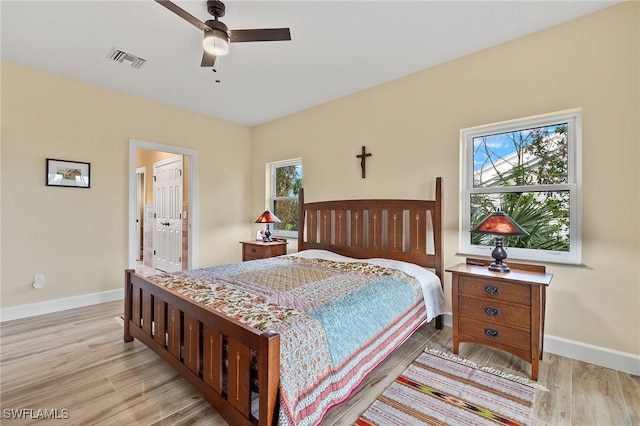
[{"xmin": 106, "ymin": 48, "xmax": 146, "ymax": 69}]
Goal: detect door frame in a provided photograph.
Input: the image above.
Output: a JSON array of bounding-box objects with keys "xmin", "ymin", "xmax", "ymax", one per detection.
[
  {"xmin": 136, "ymin": 166, "xmax": 146, "ymax": 262},
  {"xmin": 128, "ymin": 139, "xmax": 199, "ymax": 270}
]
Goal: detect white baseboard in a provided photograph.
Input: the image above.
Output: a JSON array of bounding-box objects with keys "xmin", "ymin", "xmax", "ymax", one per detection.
[
  {"xmin": 440, "ymin": 313, "xmax": 639, "ymax": 376},
  {"xmin": 0, "ymin": 289, "xmax": 124, "ymax": 322},
  {"xmin": 544, "ymin": 335, "xmax": 640, "ymax": 376}
]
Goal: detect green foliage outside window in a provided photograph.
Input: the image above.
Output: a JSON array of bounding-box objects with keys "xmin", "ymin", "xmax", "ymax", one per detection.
[
  {"xmin": 273, "ymin": 164, "xmax": 302, "ymax": 233},
  {"xmin": 471, "ymin": 124, "xmax": 570, "ymax": 252}
]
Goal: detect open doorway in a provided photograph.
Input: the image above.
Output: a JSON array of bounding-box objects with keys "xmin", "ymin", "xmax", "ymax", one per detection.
[{"xmin": 128, "ymin": 139, "xmax": 199, "ymax": 272}]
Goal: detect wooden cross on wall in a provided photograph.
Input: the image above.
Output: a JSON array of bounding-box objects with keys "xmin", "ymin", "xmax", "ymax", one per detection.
[{"xmin": 356, "ymin": 146, "xmax": 372, "ymax": 178}]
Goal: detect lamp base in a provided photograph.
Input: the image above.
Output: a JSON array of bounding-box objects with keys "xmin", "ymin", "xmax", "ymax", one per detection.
[
  {"xmin": 262, "ymin": 224, "xmax": 272, "ymax": 242},
  {"xmin": 488, "ymin": 236, "xmax": 510, "ymax": 272},
  {"xmin": 488, "ymin": 262, "xmax": 510, "ymax": 273}
]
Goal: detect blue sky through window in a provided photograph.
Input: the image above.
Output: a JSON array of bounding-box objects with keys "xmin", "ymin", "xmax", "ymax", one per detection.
[{"xmin": 473, "ymin": 124, "xmax": 559, "ymax": 171}]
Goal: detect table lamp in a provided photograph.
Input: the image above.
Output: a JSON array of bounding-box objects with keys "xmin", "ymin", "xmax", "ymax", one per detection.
[
  {"xmin": 470, "ymin": 211, "xmax": 529, "ymax": 272},
  {"xmin": 255, "ymin": 210, "xmax": 281, "ymax": 242}
]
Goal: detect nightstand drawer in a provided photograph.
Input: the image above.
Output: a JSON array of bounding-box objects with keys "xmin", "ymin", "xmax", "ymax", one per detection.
[
  {"xmin": 458, "ymin": 275, "xmax": 531, "ymax": 305},
  {"xmin": 243, "ymin": 244, "xmax": 267, "ymax": 260},
  {"xmin": 458, "ymin": 295, "xmax": 531, "ymax": 328},
  {"xmin": 459, "ymin": 317, "xmax": 531, "ymax": 352}
]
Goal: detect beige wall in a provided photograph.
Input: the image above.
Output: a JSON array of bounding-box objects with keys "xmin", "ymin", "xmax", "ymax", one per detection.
[
  {"xmin": 1, "ymin": 63, "xmax": 252, "ymax": 307},
  {"xmin": 252, "ymin": 2, "xmax": 640, "ymax": 355}
]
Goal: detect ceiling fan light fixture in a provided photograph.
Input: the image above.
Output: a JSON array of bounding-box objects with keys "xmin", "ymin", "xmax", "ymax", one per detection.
[
  {"xmin": 155, "ymin": 1, "xmax": 291, "ymax": 68},
  {"xmin": 203, "ymin": 29, "xmax": 229, "ymax": 56}
]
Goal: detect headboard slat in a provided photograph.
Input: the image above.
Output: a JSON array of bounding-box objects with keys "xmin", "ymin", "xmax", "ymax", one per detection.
[
  {"xmin": 387, "ymin": 209, "xmax": 404, "ymax": 252},
  {"xmin": 335, "ymin": 209, "xmax": 347, "ymax": 246},
  {"xmin": 320, "ymin": 209, "xmax": 331, "ymax": 245},
  {"xmin": 350, "ymin": 209, "xmax": 364, "ymax": 247},
  {"xmin": 409, "ymin": 209, "xmax": 427, "ymax": 253}
]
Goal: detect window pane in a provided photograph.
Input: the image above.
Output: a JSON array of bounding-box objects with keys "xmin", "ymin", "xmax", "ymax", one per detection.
[
  {"xmin": 273, "ymin": 199, "xmax": 299, "ymax": 232},
  {"xmin": 470, "ymin": 191, "xmax": 570, "ymax": 252},
  {"xmin": 473, "ymin": 123, "xmax": 568, "ymax": 188},
  {"xmin": 275, "ymin": 165, "xmax": 302, "ymax": 197}
]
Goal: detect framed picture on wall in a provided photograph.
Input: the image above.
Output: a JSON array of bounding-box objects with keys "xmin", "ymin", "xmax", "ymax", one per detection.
[{"xmin": 46, "ymin": 158, "xmax": 91, "ymax": 188}]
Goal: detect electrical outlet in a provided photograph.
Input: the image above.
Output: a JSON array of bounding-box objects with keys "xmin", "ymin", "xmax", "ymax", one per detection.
[{"xmin": 33, "ymin": 274, "xmax": 46, "ymax": 289}]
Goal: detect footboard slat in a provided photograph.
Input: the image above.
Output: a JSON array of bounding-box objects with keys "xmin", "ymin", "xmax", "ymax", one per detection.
[
  {"xmin": 132, "ymin": 284, "xmax": 141, "ymax": 326},
  {"xmin": 168, "ymin": 304, "xmax": 181, "ymax": 360},
  {"xmin": 142, "ymin": 293, "xmax": 153, "ymax": 335},
  {"xmin": 124, "ymin": 269, "xmax": 280, "ymax": 426},
  {"xmin": 184, "ymin": 313, "xmax": 200, "ymax": 375},
  {"xmin": 203, "ymin": 325, "xmax": 224, "ymax": 393},
  {"xmin": 154, "ymin": 298, "xmax": 167, "ymax": 346},
  {"xmin": 227, "ymin": 336, "xmax": 252, "ymax": 417}
]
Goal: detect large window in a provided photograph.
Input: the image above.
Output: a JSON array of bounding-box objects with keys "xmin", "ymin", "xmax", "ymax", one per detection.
[
  {"xmin": 460, "ymin": 109, "xmax": 582, "ymax": 264},
  {"xmin": 268, "ymin": 158, "xmax": 302, "ymax": 238}
]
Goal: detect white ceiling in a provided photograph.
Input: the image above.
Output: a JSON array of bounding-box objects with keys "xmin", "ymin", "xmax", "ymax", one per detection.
[{"xmin": 1, "ymin": 1, "xmax": 622, "ymax": 127}]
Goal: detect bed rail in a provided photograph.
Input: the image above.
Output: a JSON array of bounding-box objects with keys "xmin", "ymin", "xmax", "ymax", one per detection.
[{"xmin": 124, "ymin": 269, "xmax": 280, "ymax": 426}]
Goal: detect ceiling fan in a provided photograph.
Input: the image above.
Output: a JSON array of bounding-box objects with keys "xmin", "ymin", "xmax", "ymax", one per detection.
[{"xmin": 155, "ymin": 0, "xmax": 291, "ymax": 70}]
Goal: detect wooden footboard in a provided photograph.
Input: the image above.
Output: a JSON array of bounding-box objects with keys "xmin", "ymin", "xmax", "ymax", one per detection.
[{"xmin": 124, "ymin": 269, "xmax": 280, "ymax": 426}]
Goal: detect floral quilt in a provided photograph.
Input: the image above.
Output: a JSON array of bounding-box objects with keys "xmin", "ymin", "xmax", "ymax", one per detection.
[{"xmin": 149, "ymin": 255, "xmax": 430, "ymax": 426}]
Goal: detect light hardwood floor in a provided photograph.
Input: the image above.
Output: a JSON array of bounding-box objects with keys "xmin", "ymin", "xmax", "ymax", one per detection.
[{"xmin": 1, "ymin": 301, "xmax": 638, "ymax": 425}]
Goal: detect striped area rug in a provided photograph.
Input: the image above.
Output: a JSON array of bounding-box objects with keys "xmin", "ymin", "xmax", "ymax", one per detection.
[{"xmin": 356, "ymin": 349, "xmax": 540, "ymax": 426}]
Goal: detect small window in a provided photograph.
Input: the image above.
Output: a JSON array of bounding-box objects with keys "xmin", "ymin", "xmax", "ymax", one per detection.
[
  {"xmin": 460, "ymin": 109, "xmax": 582, "ymax": 264},
  {"xmin": 268, "ymin": 159, "xmax": 302, "ymax": 238}
]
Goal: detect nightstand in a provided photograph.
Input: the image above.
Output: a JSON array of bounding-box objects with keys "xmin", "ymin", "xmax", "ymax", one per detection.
[
  {"xmin": 240, "ymin": 240, "xmax": 288, "ymax": 261},
  {"xmin": 446, "ymin": 258, "xmax": 552, "ymax": 380}
]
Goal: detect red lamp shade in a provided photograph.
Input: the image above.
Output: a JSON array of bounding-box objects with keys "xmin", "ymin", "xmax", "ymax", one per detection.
[
  {"xmin": 471, "ymin": 211, "xmax": 528, "ymax": 272},
  {"xmin": 255, "ymin": 210, "xmax": 281, "ymax": 224},
  {"xmin": 470, "ymin": 211, "xmax": 528, "ymax": 236},
  {"xmin": 255, "ymin": 210, "xmax": 280, "ymax": 242}
]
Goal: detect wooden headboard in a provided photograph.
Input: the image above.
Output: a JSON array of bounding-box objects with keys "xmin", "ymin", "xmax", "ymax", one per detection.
[{"xmin": 297, "ymin": 177, "xmax": 443, "ymax": 281}]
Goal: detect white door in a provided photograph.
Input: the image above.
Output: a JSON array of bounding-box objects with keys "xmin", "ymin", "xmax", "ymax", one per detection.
[{"xmin": 153, "ymin": 156, "xmax": 183, "ymax": 272}]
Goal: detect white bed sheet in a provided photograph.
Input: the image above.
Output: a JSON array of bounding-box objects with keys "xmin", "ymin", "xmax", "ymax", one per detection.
[{"xmin": 288, "ymin": 249, "xmax": 447, "ymax": 322}]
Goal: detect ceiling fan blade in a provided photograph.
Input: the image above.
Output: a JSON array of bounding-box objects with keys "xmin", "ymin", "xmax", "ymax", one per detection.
[
  {"xmin": 155, "ymin": 0, "xmax": 211, "ymax": 32},
  {"xmin": 201, "ymin": 51, "xmax": 217, "ymax": 67},
  {"xmin": 229, "ymin": 28, "xmax": 291, "ymax": 43}
]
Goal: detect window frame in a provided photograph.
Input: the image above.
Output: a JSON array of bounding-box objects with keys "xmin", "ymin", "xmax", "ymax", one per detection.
[
  {"xmin": 459, "ymin": 109, "xmax": 582, "ymax": 265},
  {"xmin": 267, "ymin": 158, "xmax": 302, "ymax": 239}
]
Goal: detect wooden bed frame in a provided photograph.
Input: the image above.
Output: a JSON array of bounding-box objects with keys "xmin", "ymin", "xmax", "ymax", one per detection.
[{"xmin": 124, "ymin": 177, "xmax": 443, "ymax": 426}]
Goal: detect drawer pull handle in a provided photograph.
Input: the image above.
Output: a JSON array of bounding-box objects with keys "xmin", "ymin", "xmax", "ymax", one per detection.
[
  {"xmin": 485, "ymin": 285, "xmax": 500, "ymax": 295},
  {"xmin": 251, "ymin": 248, "xmax": 257, "ymax": 253},
  {"xmin": 485, "ymin": 328, "xmax": 500, "ymax": 338},
  {"xmin": 484, "ymin": 307, "xmax": 500, "ymax": 316}
]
